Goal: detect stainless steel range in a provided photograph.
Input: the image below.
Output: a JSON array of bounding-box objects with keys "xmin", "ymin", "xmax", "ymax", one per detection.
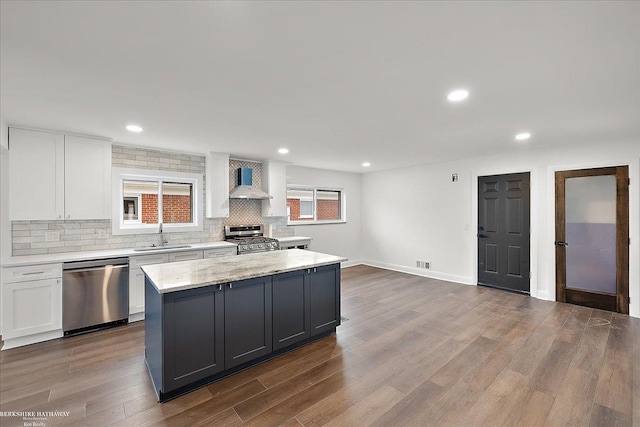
[{"xmin": 225, "ymin": 224, "xmax": 280, "ymax": 255}]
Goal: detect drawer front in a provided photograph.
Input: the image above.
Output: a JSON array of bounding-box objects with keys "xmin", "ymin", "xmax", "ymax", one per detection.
[
  {"xmin": 203, "ymin": 248, "xmax": 237, "ymax": 258},
  {"xmin": 168, "ymin": 250, "xmax": 203, "ymax": 263},
  {"xmin": 129, "ymin": 253, "xmax": 170, "ymax": 269},
  {"xmin": 2, "ymin": 264, "xmax": 62, "ymax": 283}
]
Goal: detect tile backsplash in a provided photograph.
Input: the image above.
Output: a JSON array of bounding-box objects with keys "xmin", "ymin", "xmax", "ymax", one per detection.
[{"xmin": 11, "ymin": 146, "xmax": 292, "ymax": 256}]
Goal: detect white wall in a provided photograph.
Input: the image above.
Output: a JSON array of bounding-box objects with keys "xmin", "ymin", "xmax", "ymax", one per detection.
[
  {"xmin": 0, "ymin": 119, "xmax": 9, "ymax": 335},
  {"xmin": 286, "ymin": 166, "xmax": 362, "ymax": 265},
  {"xmin": 362, "ymin": 139, "xmax": 640, "ymax": 318}
]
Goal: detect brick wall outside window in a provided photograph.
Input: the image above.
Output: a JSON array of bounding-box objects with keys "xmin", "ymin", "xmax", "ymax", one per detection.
[
  {"xmin": 317, "ymin": 199, "xmax": 339, "ymax": 220},
  {"xmin": 287, "ymin": 198, "xmax": 340, "ymax": 221},
  {"xmin": 163, "ymin": 194, "xmax": 192, "ymax": 223},
  {"xmin": 141, "ymin": 194, "xmax": 158, "ymax": 224},
  {"xmin": 141, "ymin": 194, "xmax": 191, "ymax": 223}
]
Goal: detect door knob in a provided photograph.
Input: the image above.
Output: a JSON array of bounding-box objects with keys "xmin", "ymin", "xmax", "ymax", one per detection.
[
  {"xmin": 478, "ymin": 234, "xmax": 489, "ymax": 238},
  {"xmin": 555, "ymin": 241, "xmax": 569, "ymax": 247}
]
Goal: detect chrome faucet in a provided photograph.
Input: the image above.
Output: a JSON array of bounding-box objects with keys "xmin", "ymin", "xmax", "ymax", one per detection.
[{"xmin": 158, "ymin": 223, "xmax": 168, "ymax": 247}]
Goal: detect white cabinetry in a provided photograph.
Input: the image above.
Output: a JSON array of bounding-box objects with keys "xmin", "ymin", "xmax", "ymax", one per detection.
[
  {"xmin": 203, "ymin": 247, "xmax": 237, "ymax": 258},
  {"xmin": 64, "ymin": 135, "xmax": 111, "ymax": 219},
  {"xmin": 261, "ymin": 160, "xmax": 287, "ymax": 217},
  {"xmin": 168, "ymin": 250, "xmax": 203, "ymax": 263},
  {"xmin": 129, "ymin": 253, "xmax": 169, "ymax": 320},
  {"xmin": 1, "ymin": 263, "xmax": 63, "ymax": 349},
  {"xmin": 9, "ymin": 127, "xmax": 111, "ymax": 221},
  {"xmin": 206, "ymin": 152, "xmax": 230, "ymax": 218},
  {"xmin": 9, "ymin": 128, "xmax": 64, "ymax": 220}
]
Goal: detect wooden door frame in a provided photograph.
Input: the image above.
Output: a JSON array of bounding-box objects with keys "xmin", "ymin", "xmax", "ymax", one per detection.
[
  {"xmin": 471, "ymin": 167, "xmax": 538, "ymax": 297},
  {"xmin": 547, "ymin": 158, "xmax": 639, "ymax": 318},
  {"xmin": 555, "ymin": 166, "xmax": 629, "ymax": 314}
]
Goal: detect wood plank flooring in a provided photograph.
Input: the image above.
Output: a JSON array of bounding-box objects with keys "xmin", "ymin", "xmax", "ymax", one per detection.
[{"xmin": 1, "ymin": 265, "xmax": 638, "ymax": 426}]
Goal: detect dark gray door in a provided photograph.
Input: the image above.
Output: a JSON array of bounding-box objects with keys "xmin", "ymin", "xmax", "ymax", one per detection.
[
  {"xmin": 309, "ymin": 264, "xmax": 341, "ymax": 336},
  {"xmin": 478, "ymin": 173, "xmax": 531, "ymax": 293},
  {"xmin": 272, "ymin": 269, "xmax": 311, "ymax": 350},
  {"xmin": 224, "ymin": 276, "xmax": 272, "ymax": 368}
]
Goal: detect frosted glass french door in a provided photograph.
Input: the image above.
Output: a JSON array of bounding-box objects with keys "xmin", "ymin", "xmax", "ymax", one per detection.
[{"xmin": 555, "ymin": 166, "xmax": 629, "ymax": 314}]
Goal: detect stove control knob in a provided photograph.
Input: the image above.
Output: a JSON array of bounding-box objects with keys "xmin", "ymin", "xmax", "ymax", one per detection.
[
  {"xmin": 249, "ymin": 244, "xmax": 254, "ymax": 249},
  {"xmin": 242, "ymin": 245, "xmax": 248, "ymax": 250},
  {"xmin": 258, "ymin": 244, "xmax": 264, "ymax": 249}
]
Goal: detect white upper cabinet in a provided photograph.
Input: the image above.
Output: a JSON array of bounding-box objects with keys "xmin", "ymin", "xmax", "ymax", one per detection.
[
  {"xmin": 261, "ymin": 160, "xmax": 287, "ymax": 217},
  {"xmin": 9, "ymin": 127, "xmax": 112, "ymax": 221},
  {"xmin": 9, "ymin": 128, "xmax": 65, "ymax": 220},
  {"xmin": 206, "ymin": 152, "xmax": 230, "ymax": 218},
  {"xmin": 64, "ymin": 135, "xmax": 111, "ymax": 219}
]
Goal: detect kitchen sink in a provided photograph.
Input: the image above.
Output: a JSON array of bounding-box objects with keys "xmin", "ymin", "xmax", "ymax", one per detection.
[{"xmin": 134, "ymin": 245, "xmax": 192, "ymax": 252}]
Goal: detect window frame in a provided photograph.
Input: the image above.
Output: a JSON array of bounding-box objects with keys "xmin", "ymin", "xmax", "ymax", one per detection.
[
  {"xmin": 112, "ymin": 167, "xmax": 203, "ymax": 235},
  {"xmin": 286, "ymin": 185, "xmax": 346, "ymax": 225}
]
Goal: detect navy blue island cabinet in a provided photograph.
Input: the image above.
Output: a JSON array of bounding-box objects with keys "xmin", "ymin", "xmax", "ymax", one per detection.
[{"xmin": 144, "ymin": 263, "xmax": 341, "ymax": 402}]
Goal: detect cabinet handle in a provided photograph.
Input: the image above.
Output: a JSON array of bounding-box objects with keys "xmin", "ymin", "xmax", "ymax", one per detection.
[
  {"xmin": 67, "ymin": 214, "xmax": 70, "ymax": 219},
  {"xmin": 23, "ymin": 271, "xmax": 45, "ymax": 276},
  {"xmin": 229, "ymin": 283, "xmax": 233, "ymax": 289},
  {"xmin": 58, "ymin": 215, "xmax": 62, "ymax": 219},
  {"xmin": 218, "ymin": 284, "xmax": 223, "ymax": 291},
  {"xmin": 314, "ymin": 267, "xmax": 317, "ymax": 273}
]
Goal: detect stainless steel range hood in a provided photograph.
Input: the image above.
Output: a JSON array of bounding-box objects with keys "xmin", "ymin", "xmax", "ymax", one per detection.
[{"xmin": 229, "ymin": 167, "xmax": 273, "ymax": 199}]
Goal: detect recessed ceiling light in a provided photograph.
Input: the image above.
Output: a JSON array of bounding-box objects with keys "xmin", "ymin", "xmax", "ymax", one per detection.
[
  {"xmin": 126, "ymin": 124, "xmax": 143, "ymax": 133},
  {"xmin": 447, "ymin": 89, "xmax": 469, "ymax": 102},
  {"xmin": 362, "ymin": 162, "xmax": 371, "ymax": 167},
  {"xmin": 515, "ymin": 132, "xmax": 531, "ymax": 141},
  {"xmin": 278, "ymin": 148, "xmax": 289, "ymax": 154}
]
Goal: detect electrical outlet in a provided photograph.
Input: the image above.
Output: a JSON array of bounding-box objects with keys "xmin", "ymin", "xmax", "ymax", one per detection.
[
  {"xmin": 416, "ymin": 260, "xmax": 430, "ymax": 269},
  {"xmin": 44, "ymin": 231, "xmax": 60, "ymax": 242},
  {"xmin": 97, "ymin": 229, "xmax": 107, "ymax": 239}
]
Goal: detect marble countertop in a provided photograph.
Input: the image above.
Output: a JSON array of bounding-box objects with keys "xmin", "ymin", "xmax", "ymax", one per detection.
[
  {"xmin": 142, "ymin": 249, "xmax": 347, "ymax": 294},
  {"xmin": 1, "ymin": 241, "xmax": 238, "ymax": 267}
]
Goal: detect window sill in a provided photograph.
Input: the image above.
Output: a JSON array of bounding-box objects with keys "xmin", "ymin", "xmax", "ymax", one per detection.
[{"xmin": 287, "ymin": 220, "xmax": 347, "ymax": 226}]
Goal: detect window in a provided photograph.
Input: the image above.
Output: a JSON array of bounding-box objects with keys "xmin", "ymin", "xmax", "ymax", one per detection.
[
  {"xmin": 112, "ymin": 168, "xmax": 203, "ymax": 235},
  {"xmin": 287, "ymin": 186, "xmax": 345, "ymax": 224}
]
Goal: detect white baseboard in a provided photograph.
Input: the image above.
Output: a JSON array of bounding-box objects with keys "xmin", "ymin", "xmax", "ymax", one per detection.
[
  {"xmin": 1, "ymin": 329, "xmax": 63, "ymax": 351},
  {"xmin": 129, "ymin": 312, "xmax": 145, "ymax": 323},
  {"xmin": 341, "ymin": 259, "xmax": 364, "ymax": 268},
  {"xmin": 536, "ymin": 290, "xmax": 552, "ymax": 301},
  {"xmin": 359, "ymin": 259, "xmax": 473, "ymax": 285}
]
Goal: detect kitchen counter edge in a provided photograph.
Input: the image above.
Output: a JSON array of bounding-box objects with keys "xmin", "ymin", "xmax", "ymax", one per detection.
[
  {"xmin": 1, "ymin": 241, "xmax": 238, "ymax": 268},
  {"xmin": 142, "ymin": 249, "xmax": 347, "ymax": 294}
]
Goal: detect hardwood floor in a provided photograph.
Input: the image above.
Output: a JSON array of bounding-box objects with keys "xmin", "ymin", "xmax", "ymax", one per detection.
[{"xmin": 1, "ymin": 265, "xmax": 638, "ymax": 426}]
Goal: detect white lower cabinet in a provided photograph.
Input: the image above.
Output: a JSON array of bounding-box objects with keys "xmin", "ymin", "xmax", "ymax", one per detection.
[
  {"xmin": 168, "ymin": 250, "xmax": 203, "ymax": 263},
  {"xmin": 1, "ymin": 264, "xmax": 63, "ymax": 348},
  {"xmin": 203, "ymin": 247, "xmax": 237, "ymax": 258},
  {"xmin": 129, "ymin": 253, "xmax": 170, "ymax": 319}
]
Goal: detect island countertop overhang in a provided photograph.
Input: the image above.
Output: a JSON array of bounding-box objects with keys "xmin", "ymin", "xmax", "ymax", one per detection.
[{"xmin": 141, "ymin": 249, "xmax": 347, "ymax": 293}]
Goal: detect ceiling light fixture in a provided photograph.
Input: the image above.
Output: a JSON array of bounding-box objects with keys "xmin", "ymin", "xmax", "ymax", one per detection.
[
  {"xmin": 126, "ymin": 124, "xmax": 143, "ymax": 133},
  {"xmin": 447, "ymin": 89, "xmax": 469, "ymax": 102},
  {"xmin": 515, "ymin": 132, "xmax": 531, "ymax": 141},
  {"xmin": 362, "ymin": 162, "xmax": 371, "ymax": 167},
  {"xmin": 278, "ymin": 148, "xmax": 289, "ymax": 154}
]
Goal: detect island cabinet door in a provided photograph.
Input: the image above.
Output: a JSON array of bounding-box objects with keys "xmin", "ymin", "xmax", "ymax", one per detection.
[
  {"xmin": 224, "ymin": 277, "xmax": 273, "ymax": 369},
  {"xmin": 163, "ymin": 285, "xmax": 225, "ymax": 393},
  {"xmin": 272, "ymin": 270, "xmax": 310, "ymax": 351},
  {"xmin": 309, "ymin": 264, "xmax": 341, "ymax": 336}
]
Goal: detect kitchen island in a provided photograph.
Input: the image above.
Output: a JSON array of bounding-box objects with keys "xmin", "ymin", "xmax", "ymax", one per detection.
[{"xmin": 142, "ymin": 249, "xmax": 346, "ymax": 401}]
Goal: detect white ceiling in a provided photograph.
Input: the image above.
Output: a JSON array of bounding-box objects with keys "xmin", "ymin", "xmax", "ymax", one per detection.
[{"xmin": 1, "ymin": 1, "xmax": 639, "ymax": 173}]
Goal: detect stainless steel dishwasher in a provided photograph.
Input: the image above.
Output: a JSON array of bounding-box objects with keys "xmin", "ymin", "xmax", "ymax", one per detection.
[{"xmin": 63, "ymin": 258, "xmax": 129, "ymax": 335}]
